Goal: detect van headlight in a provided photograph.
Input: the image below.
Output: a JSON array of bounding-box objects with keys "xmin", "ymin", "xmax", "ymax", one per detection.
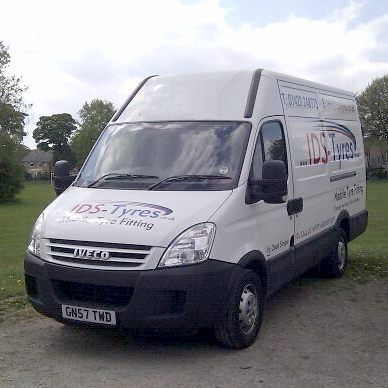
[
  {"xmin": 158, "ymin": 223, "xmax": 216, "ymax": 268},
  {"xmin": 28, "ymin": 213, "xmax": 44, "ymax": 257}
]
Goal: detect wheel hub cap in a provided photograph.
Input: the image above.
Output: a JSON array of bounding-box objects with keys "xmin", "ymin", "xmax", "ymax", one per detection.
[
  {"xmin": 338, "ymin": 240, "xmax": 346, "ymax": 270},
  {"xmin": 239, "ymin": 284, "xmax": 258, "ymax": 335}
]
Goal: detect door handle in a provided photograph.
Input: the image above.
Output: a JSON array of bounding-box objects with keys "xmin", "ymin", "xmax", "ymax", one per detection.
[{"xmin": 287, "ymin": 198, "xmax": 303, "ymax": 216}]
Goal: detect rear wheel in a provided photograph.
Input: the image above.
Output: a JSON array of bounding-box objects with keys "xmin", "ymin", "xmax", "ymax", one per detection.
[
  {"xmin": 214, "ymin": 270, "xmax": 264, "ymax": 349},
  {"xmin": 320, "ymin": 228, "xmax": 348, "ymax": 278}
]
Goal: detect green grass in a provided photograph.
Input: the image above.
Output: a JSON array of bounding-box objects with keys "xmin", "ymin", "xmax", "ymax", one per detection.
[
  {"xmin": 0, "ymin": 183, "xmax": 55, "ymax": 307},
  {"xmin": 0, "ymin": 180, "xmax": 387, "ymax": 310},
  {"xmin": 347, "ymin": 180, "xmax": 388, "ymax": 281}
]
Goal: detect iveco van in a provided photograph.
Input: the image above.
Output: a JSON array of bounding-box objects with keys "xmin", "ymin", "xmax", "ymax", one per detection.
[{"xmin": 25, "ymin": 70, "xmax": 368, "ymax": 348}]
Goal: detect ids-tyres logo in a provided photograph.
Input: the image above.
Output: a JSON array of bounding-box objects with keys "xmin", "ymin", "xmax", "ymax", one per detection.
[
  {"xmin": 303, "ymin": 119, "xmax": 358, "ymax": 166},
  {"xmin": 70, "ymin": 201, "xmax": 174, "ymax": 220}
]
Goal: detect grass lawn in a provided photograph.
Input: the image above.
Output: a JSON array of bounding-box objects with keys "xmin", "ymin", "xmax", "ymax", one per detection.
[
  {"xmin": 0, "ymin": 180, "xmax": 387, "ymax": 309},
  {"xmin": 0, "ymin": 183, "xmax": 55, "ymax": 306},
  {"xmin": 347, "ymin": 180, "xmax": 388, "ymax": 280}
]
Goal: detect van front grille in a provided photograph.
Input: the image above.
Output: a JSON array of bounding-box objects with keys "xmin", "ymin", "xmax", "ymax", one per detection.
[
  {"xmin": 45, "ymin": 238, "xmax": 152, "ymax": 269},
  {"xmin": 52, "ymin": 279, "xmax": 133, "ymax": 307}
]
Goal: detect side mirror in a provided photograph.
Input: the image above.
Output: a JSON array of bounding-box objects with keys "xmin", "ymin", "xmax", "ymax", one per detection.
[
  {"xmin": 247, "ymin": 160, "xmax": 288, "ymax": 204},
  {"xmin": 54, "ymin": 160, "xmax": 74, "ymax": 196}
]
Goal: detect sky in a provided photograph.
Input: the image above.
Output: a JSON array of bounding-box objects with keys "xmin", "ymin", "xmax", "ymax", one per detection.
[{"xmin": 1, "ymin": 0, "xmax": 387, "ymax": 148}]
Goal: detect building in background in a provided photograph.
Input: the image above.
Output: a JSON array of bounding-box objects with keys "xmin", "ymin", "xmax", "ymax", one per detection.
[
  {"xmin": 364, "ymin": 136, "xmax": 388, "ymax": 173},
  {"xmin": 21, "ymin": 149, "xmax": 53, "ymax": 178}
]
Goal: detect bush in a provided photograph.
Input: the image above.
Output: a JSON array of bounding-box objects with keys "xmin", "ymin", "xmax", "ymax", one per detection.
[
  {"xmin": 367, "ymin": 167, "xmax": 388, "ymax": 180},
  {"xmin": 37, "ymin": 171, "xmax": 50, "ymax": 181},
  {"xmin": 0, "ymin": 133, "xmax": 24, "ymax": 202},
  {"xmin": 377, "ymin": 168, "xmax": 388, "ymax": 179}
]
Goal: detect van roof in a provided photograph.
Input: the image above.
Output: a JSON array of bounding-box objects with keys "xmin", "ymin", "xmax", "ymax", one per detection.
[
  {"xmin": 261, "ymin": 69, "xmax": 354, "ymax": 97},
  {"xmin": 114, "ymin": 69, "xmax": 355, "ymax": 123},
  {"xmin": 150, "ymin": 69, "xmax": 355, "ymax": 97},
  {"xmin": 115, "ymin": 70, "xmax": 254, "ymax": 122}
]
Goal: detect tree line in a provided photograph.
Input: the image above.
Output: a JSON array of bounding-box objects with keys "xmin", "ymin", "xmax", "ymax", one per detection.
[
  {"xmin": 1, "ymin": 39, "xmax": 388, "ymax": 202},
  {"xmin": 33, "ymin": 99, "xmax": 115, "ymax": 167},
  {"xmin": 0, "ymin": 42, "xmax": 115, "ymax": 201}
]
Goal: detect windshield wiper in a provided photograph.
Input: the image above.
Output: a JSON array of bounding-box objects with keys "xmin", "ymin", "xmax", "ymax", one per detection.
[
  {"xmin": 148, "ymin": 175, "xmax": 231, "ymax": 190},
  {"xmin": 87, "ymin": 173, "xmax": 159, "ymax": 188}
]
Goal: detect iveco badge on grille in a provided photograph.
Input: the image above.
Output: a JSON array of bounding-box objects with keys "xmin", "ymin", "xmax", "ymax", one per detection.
[{"xmin": 73, "ymin": 249, "xmax": 110, "ymax": 260}]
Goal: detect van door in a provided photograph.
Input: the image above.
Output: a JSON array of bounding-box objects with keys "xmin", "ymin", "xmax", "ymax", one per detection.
[
  {"xmin": 285, "ymin": 113, "xmax": 336, "ymax": 275},
  {"xmin": 249, "ymin": 118, "xmax": 296, "ymax": 293},
  {"xmin": 278, "ymin": 81, "xmax": 339, "ymax": 275}
]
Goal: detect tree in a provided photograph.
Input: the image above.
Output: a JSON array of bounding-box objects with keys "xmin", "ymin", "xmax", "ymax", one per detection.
[
  {"xmin": 14, "ymin": 142, "xmax": 29, "ymax": 162},
  {"xmin": 0, "ymin": 41, "xmax": 29, "ymax": 143},
  {"xmin": 33, "ymin": 113, "xmax": 77, "ymax": 163},
  {"xmin": 0, "ymin": 132, "xmax": 24, "ymax": 202},
  {"xmin": 357, "ymin": 74, "xmax": 388, "ymax": 140},
  {"xmin": 0, "ymin": 42, "xmax": 28, "ymax": 201},
  {"xmin": 71, "ymin": 99, "xmax": 115, "ymax": 167},
  {"xmin": 0, "ymin": 103, "xmax": 28, "ymax": 143}
]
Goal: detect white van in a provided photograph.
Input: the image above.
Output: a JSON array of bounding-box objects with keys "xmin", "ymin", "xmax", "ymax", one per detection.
[{"xmin": 25, "ymin": 70, "xmax": 368, "ymax": 348}]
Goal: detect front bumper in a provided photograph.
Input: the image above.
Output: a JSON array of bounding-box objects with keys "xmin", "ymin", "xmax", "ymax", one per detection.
[{"xmin": 24, "ymin": 252, "xmax": 239, "ymax": 332}]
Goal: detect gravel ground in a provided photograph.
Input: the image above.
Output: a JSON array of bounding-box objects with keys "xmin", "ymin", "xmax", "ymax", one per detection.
[{"xmin": 0, "ymin": 278, "xmax": 387, "ymax": 388}]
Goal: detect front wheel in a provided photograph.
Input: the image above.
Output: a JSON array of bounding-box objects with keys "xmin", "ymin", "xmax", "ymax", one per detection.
[{"xmin": 214, "ymin": 270, "xmax": 264, "ymax": 349}]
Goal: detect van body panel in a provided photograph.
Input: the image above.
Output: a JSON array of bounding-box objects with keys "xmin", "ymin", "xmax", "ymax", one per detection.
[
  {"xmin": 211, "ymin": 113, "xmax": 297, "ymax": 290},
  {"xmin": 276, "ymin": 80, "xmax": 366, "ymax": 274},
  {"xmin": 39, "ymin": 186, "xmax": 232, "ymax": 270},
  {"xmin": 349, "ymin": 210, "xmax": 368, "ymax": 241},
  {"xmin": 249, "ymin": 75, "xmax": 285, "ymax": 122}
]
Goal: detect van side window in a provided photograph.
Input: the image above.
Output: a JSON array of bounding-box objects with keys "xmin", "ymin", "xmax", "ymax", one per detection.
[
  {"xmin": 260, "ymin": 121, "xmax": 288, "ymax": 174},
  {"xmin": 250, "ymin": 121, "xmax": 288, "ymax": 179}
]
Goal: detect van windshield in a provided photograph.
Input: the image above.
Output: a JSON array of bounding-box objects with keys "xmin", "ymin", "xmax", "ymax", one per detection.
[{"xmin": 75, "ymin": 121, "xmax": 251, "ymax": 191}]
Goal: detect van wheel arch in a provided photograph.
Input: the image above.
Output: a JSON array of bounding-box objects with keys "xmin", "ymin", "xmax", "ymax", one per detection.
[
  {"xmin": 238, "ymin": 251, "xmax": 269, "ymax": 297},
  {"xmin": 335, "ymin": 210, "xmax": 350, "ymax": 241}
]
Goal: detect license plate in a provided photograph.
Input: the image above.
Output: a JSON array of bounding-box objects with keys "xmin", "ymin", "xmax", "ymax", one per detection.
[{"xmin": 61, "ymin": 305, "xmax": 116, "ymax": 326}]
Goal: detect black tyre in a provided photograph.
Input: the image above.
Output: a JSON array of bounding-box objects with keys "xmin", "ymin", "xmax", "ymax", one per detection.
[
  {"xmin": 214, "ymin": 270, "xmax": 264, "ymax": 349},
  {"xmin": 320, "ymin": 228, "xmax": 348, "ymax": 278}
]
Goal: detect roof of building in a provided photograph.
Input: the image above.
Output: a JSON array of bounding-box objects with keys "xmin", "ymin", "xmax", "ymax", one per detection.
[{"xmin": 21, "ymin": 149, "xmax": 53, "ymax": 163}]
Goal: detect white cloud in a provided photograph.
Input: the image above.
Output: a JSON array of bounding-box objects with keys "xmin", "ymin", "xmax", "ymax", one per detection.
[{"xmin": 0, "ymin": 0, "xmax": 387, "ymax": 148}]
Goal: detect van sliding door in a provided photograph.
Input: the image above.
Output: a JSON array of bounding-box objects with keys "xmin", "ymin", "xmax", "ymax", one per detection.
[{"xmin": 278, "ymin": 81, "xmax": 337, "ymax": 274}]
